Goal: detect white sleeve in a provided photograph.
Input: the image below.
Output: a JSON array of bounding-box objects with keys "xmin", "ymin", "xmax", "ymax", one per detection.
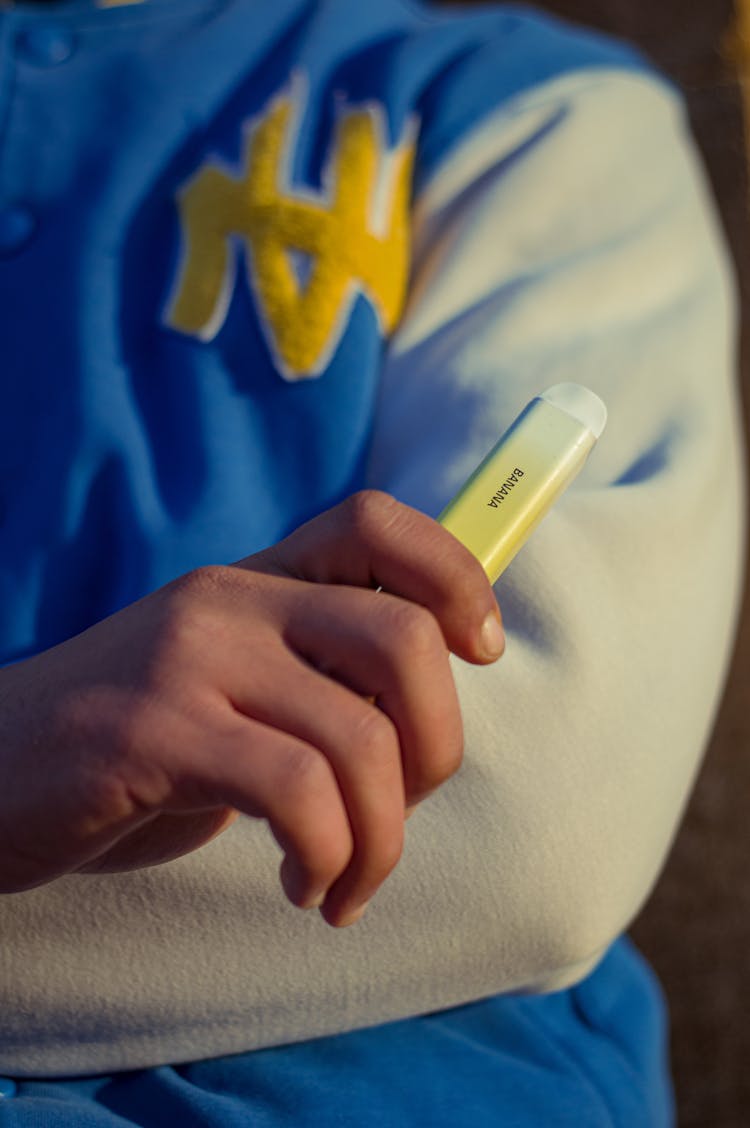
[{"xmin": 365, "ymin": 67, "xmax": 746, "ymax": 988}]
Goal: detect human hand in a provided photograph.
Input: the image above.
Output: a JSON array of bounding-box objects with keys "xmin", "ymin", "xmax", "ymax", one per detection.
[{"xmin": 0, "ymin": 491, "xmax": 504, "ymax": 926}]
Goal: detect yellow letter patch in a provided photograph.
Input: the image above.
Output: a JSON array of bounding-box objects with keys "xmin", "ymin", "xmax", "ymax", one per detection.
[{"xmin": 164, "ymin": 75, "xmax": 417, "ymax": 381}]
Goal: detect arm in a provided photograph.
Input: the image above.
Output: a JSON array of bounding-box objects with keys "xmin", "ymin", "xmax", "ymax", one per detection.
[
  {"xmin": 0, "ymin": 67, "xmax": 743, "ymax": 1077},
  {"xmin": 367, "ymin": 66, "xmax": 745, "ymax": 982}
]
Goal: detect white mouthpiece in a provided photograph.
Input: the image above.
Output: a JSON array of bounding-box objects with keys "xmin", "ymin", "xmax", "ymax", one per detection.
[{"xmin": 540, "ymin": 383, "xmax": 607, "ymax": 439}]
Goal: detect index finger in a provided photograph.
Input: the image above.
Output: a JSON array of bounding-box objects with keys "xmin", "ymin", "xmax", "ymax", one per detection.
[{"xmin": 240, "ymin": 490, "xmax": 504, "ymax": 665}]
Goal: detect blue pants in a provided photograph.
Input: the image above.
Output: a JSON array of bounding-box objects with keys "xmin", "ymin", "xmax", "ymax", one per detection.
[{"xmin": 0, "ymin": 938, "xmax": 673, "ymax": 1127}]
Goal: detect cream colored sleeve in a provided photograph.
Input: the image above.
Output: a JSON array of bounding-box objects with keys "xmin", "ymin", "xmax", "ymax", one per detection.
[
  {"xmin": 1, "ymin": 68, "xmax": 744, "ymax": 1078},
  {"xmin": 366, "ymin": 67, "xmax": 746, "ymax": 983}
]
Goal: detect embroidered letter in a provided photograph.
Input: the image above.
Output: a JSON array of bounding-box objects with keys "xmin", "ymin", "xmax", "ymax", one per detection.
[{"xmin": 164, "ymin": 76, "xmax": 417, "ymax": 380}]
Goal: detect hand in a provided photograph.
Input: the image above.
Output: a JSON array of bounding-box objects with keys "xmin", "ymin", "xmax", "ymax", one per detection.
[{"xmin": 0, "ymin": 491, "xmax": 504, "ymax": 926}]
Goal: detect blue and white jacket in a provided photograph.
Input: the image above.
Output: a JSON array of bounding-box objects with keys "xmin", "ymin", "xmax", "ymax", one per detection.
[{"xmin": 0, "ymin": 0, "xmax": 744, "ymax": 1095}]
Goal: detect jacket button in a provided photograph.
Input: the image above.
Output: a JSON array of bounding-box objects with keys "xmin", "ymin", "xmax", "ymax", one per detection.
[
  {"xmin": 0, "ymin": 1077, "xmax": 17, "ymax": 1098},
  {"xmin": 17, "ymin": 25, "xmax": 76, "ymax": 66},
  {"xmin": 0, "ymin": 205, "xmax": 36, "ymax": 256}
]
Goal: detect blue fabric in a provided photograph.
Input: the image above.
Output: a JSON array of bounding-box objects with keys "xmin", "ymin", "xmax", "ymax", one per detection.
[{"xmin": 0, "ymin": 939, "xmax": 673, "ymax": 1126}]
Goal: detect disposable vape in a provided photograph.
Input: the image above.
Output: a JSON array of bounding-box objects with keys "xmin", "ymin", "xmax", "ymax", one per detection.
[{"xmin": 438, "ymin": 383, "xmax": 607, "ymax": 582}]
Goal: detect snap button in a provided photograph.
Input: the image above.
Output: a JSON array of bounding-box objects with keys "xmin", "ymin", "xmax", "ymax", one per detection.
[
  {"xmin": 17, "ymin": 25, "xmax": 76, "ymax": 67},
  {"xmin": 0, "ymin": 1077, "xmax": 17, "ymax": 1098},
  {"xmin": 0, "ymin": 205, "xmax": 36, "ymax": 256}
]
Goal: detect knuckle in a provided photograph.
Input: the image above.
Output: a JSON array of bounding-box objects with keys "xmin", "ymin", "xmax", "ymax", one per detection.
[
  {"xmin": 351, "ymin": 708, "xmax": 398, "ymax": 777},
  {"xmin": 181, "ymin": 563, "xmax": 234, "ymax": 594},
  {"xmin": 387, "ymin": 601, "xmax": 442, "ymax": 662},
  {"xmin": 310, "ymin": 832, "xmax": 353, "ymax": 887},
  {"xmin": 274, "ymin": 741, "xmax": 331, "ymax": 807},
  {"xmin": 344, "ymin": 489, "xmax": 402, "ymax": 540},
  {"xmin": 152, "ymin": 567, "xmax": 234, "ymax": 666},
  {"xmin": 267, "ymin": 743, "xmax": 353, "ymax": 885}
]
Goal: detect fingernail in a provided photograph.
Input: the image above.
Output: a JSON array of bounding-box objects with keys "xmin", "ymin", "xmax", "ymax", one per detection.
[
  {"xmin": 480, "ymin": 610, "xmax": 505, "ymax": 660},
  {"xmin": 281, "ymin": 856, "xmax": 326, "ymax": 910},
  {"xmin": 336, "ymin": 901, "xmax": 370, "ymax": 927}
]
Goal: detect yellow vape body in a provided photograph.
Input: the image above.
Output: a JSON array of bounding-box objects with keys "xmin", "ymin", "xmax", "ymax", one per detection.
[{"xmin": 438, "ymin": 383, "xmax": 607, "ymax": 583}]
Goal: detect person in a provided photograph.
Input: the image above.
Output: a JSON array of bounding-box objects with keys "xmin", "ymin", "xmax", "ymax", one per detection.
[{"xmin": 0, "ymin": 0, "xmax": 744, "ymax": 1123}]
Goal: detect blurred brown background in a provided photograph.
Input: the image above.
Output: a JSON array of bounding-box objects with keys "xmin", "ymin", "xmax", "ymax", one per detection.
[
  {"xmin": 438, "ymin": 2, "xmax": 750, "ymax": 1124},
  {"xmin": 533, "ymin": 6, "xmax": 750, "ymax": 1126}
]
